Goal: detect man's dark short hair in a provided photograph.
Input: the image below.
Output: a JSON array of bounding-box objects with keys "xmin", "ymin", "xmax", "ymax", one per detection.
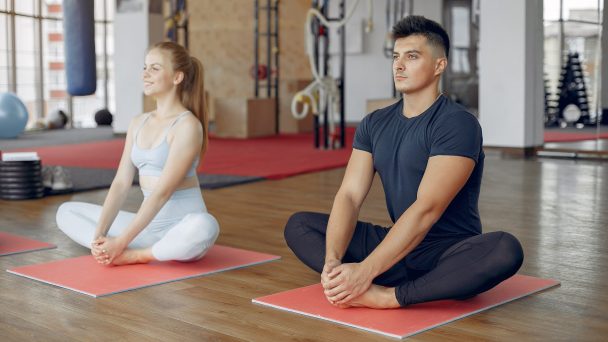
[{"xmin": 392, "ymin": 15, "xmax": 450, "ymax": 59}]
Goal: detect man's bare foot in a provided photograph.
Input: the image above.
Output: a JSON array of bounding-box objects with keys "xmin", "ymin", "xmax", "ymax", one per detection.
[
  {"xmin": 342, "ymin": 284, "xmax": 401, "ymax": 309},
  {"xmin": 111, "ymin": 248, "xmax": 155, "ymax": 266}
]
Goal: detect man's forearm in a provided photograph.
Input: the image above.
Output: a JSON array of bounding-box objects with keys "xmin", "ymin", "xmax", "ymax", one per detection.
[
  {"xmin": 325, "ymin": 193, "xmax": 360, "ymax": 262},
  {"xmin": 362, "ymin": 201, "xmax": 438, "ymax": 277}
]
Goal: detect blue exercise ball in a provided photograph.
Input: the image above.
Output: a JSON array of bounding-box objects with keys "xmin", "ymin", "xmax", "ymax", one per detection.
[{"xmin": 0, "ymin": 93, "xmax": 29, "ymax": 139}]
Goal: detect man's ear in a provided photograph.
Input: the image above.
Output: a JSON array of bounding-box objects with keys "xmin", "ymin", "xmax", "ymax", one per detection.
[
  {"xmin": 174, "ymin": 71, "xmax": 185, "ymax": 85},
  {"xmin": 434, "ymin": 57, "xmax": 447, "ymax": 76}
]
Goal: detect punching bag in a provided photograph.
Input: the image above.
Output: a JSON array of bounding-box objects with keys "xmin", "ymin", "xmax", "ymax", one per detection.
[{"xmin": 63, "ymin": 0, "xmax": 96, "ymax": 96}]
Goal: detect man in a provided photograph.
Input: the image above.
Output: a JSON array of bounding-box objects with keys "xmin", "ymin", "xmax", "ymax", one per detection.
[{"xmin": 284, "ymin": 16, "xmax": 523, "ymax": 309}]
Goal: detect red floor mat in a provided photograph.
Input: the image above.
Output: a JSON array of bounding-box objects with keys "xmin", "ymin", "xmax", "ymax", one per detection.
[
  {"xmin": 0, "ymin": 231, "xmax": 56, "ymax": 256},
  {"xmin": 9, "ymin": 130, "xmax": 354, "ymax": 179},
  {"xmin": 544, "ymin": 131, "xmax": 608, "ymax": 142}
]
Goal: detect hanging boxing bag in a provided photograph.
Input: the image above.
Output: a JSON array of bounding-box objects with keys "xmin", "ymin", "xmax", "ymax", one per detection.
[{"xmin": 63, "ymin": 0, "xmax": 96, "ymax": 96}]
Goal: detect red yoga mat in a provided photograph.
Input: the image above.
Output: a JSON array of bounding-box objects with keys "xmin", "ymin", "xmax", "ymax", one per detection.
[
  {"xmin": 0, "ymin": 231, "xmax": 56, "ymax": 256},
  {"xmin": 253, "ymin": 274, "xmax": 559, "ymax": 339},
  {"xmin": 8, "ymin": 245, "xmax": 280, "ymax": 297}
]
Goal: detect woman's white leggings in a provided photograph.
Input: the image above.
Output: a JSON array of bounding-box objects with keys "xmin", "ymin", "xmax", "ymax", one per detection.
[{"xmin": 56, "ymin": 187, "xmax": 219, "ymax": 262}]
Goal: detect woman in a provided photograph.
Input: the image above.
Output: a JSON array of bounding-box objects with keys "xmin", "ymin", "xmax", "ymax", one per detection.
[{"xmin": 56, "ymin": 42, "xmax": 219, "ymax": 266}]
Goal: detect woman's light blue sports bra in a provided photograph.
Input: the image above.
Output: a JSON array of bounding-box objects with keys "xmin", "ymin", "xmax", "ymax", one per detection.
[{"xmin": 130, "ymin": 111, "xmax": 199, "ymax": 178}]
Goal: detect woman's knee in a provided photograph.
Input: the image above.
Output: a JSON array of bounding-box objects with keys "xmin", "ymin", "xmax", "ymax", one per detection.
[
  {"xmin": 55, "ymin": 201, "xmax": 80, "ymax": 231},
  {"xmin": 180, "ymin": 212, "xmax": 220, "ymax": 243}
]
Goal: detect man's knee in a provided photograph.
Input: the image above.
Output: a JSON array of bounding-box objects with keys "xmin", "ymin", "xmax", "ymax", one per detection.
[
  {"xmin": 284, "ymin": 211, "xmax": 313, "ymax": 245},
  {"xmin": 488, "ymin": 231, "xmax": 524, "ymax": 276}
]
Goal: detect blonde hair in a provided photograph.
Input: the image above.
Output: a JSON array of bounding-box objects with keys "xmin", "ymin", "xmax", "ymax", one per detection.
[{"xmin": 152, "ymin": 41, "xmax": 208, "ymax": 155}]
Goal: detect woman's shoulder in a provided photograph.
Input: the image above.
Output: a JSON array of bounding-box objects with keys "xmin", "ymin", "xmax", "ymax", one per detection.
[
  {"xmin": 130, "ymin": 112, "xmax": 151, "ymax": 125},
  {"xmin": 178, "ymin": 111, "xmax": 201, "ymax": 127},
  {"xmin": 171, "ymin": 111, "xmax": 202, "ymax": 136},
  {"xmin": 125, "ymin": 112, "xmax": 150, "ymax": 134}
]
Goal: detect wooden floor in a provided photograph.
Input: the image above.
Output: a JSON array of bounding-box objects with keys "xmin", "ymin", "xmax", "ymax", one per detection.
[{"xmin": 1, "ymin": 154, "xmax": 607, "ymax": 341}]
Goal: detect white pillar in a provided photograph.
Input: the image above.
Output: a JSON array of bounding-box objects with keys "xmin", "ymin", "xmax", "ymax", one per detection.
[
  {"xmin": 113, "ymin": 0, "xmax": 163, "ymax": 134},
  {"xmin": 479, "ymin": 0, "xmax": 544, "ymax": 148}
]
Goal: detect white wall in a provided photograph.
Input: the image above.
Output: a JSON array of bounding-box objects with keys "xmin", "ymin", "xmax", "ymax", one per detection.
[
  {"xmin": 328, "ymin": 0, "xmax": 443, "ymax": 123},
  {"xmin": 479, "ymin": 0, "xmax": 544, "ymax": 148},
  {"xmin": 113, "ymin": 0, "xmax": 163, "ymax": 134}
]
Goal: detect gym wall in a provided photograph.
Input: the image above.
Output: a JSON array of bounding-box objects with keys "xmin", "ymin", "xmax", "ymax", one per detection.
[{"xmin": 188, "ymin": 0, "xmax": 312, "ymax": 129}]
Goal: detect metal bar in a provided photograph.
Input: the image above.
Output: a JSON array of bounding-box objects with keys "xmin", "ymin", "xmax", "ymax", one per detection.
[
  {"xmin": 103, "ymin": 0, "xmax": 109, "ymax": 109},
  {"xmin": 274, "ymin": 0, "xmax": 279, "ymax": 134},
  {"xmin": 544, "ymin": 18, "xmax": 602, "ymax": 25},
  {"xmin": 339, "ymin": 0, "xmax": 345, "ymax": 148},
  {"xmin": 559, "ymin": 0, "xmax": 564, "ymax": 66},
  {"xmin": 254, "ymin": 0, "xmax": 259, "ymax": 97},
  {"xmin": 322, "ymin": 4, "xmax": 329, "ymax": 149},
  {"xmin": 312, "ymin": 0, "xmax": 319, "ymax": 148},
  {"xmin": 266, "ymin": 0, "xmax": 271, "ymax": 98}
]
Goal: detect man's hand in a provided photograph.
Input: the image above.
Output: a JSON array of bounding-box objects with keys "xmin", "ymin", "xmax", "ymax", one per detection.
[
  {"xmin": 323, "ymin": 262, "xmax": 374, "ymax": 305},
  {"xmin": 321, "ymin": 259, "xmax": 342, "ymax": 289}
]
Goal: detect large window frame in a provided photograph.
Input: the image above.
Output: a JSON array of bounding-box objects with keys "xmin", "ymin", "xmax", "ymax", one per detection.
[
  {"xmin": 0, "ymin": 0, "xmax": 114, "ymax": 128},
  {"xmin": 543, "ymin": 0, "xmax": 603, "ymax": 127}
]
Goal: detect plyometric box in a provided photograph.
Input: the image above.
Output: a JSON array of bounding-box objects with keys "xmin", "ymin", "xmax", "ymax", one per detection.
[{"xmin": 214, "ymin": 97, "xmax": 277, "ymax": 138}]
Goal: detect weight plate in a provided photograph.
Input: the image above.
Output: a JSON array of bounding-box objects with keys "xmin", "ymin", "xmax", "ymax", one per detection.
[
  {"xmin": 0, "ymin": 171, "xmax": 43, "ymax": 180},
  {"xmin": 0, "ymin": 187, "xmax": 45, "ymax": 195},
  {"xmin": 0, "ymin": 164, "xmax": 42, "ymax": 172},
  {"xmin": 0, "ymin": 192, "xmax": 45, "ymax": 200},
  {"xmin": 0, "ymin": 181, "xmax": 44, "ymax": 190}
]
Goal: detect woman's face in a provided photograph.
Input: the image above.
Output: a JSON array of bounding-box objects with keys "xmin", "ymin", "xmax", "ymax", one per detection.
[{"xmin": 142, "ymin": 48, "xmax": 176, "ymax": 97}]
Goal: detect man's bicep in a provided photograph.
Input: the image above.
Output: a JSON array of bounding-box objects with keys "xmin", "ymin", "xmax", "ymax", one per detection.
[
  {"xmin": 339, "ymin": 149, "xmax": 375, "ymax": 205},
  {"xmin": 417, "ymin": 155, "xmax": 475, "ymax": 212}
]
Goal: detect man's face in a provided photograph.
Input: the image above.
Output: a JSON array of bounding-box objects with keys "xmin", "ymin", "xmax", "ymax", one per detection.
[{"xmin": 392, "ymin": 35, "xmax": 446, "ymax": 94}]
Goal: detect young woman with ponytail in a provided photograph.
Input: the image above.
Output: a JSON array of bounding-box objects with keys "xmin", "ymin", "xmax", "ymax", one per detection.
[{"xmin": 56, "ymin": 42, "xmax": 219, "ymax": 265}]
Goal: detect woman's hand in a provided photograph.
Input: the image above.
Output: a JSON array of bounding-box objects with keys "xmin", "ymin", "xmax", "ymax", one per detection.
[
  {"xmin": 91, "ymin": 236, "xmax": 106, "ymax": 262},
  {"xmin": 96, "ymin": 236, "xmax": 128, "ymax": 265}
]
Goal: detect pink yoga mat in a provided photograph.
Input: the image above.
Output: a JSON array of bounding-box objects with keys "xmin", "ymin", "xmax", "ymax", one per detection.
[
  {"xmin": 253, "ymin": 274, "xmax": 559, "ymax": 339},
  {"xmin": 8, "ymin": 245, "xmax": 280, "ymax": 297},
  {"xmin": 0, "ymin": 231, "xmax": 56, "ymax": 256}
]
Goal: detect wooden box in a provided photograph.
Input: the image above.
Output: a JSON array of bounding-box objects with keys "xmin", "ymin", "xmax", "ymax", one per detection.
[{"xmin": 214, "ymin": 97, "xmax": 277, "ymax": 138}]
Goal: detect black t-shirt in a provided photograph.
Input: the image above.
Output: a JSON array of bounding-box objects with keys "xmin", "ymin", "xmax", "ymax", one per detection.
[{"xmin": 353, "ymin": 95, "xmax": 484, "ymax": 270}]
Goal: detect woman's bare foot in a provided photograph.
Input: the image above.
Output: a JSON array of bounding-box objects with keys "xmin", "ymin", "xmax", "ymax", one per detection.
[
  {"xmin": 111, "ymin": 248, "xmax": 155, "ymax": 266},
  {"xmin": 343, "ymin": 284, "xmax": 401, "ymax": 309}
]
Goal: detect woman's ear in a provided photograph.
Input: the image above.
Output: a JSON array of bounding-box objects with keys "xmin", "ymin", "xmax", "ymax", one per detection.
[{"xmin": 174, "ymin": 71, "xmax": 185, "ymax": 85}]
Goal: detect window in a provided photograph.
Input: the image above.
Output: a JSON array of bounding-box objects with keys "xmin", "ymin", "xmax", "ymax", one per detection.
[
  {"xmin": 2, "ymin": 0, "xmax": 114, "ymax": 129},
  {"xmin": 0, "ymin": 13, "xmax": 8, "ymax": 93},
  {"xmin": 15, "ymin": 16, "xmax": 38, "ymax": 123},
  {"xmin": 544, "ymin": 0, "xmax": 603, "ymax": 126}
]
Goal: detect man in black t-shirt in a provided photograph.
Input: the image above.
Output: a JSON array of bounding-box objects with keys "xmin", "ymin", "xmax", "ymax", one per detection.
[{"xmin": 284, "ymin": 16, "xmax": 523, "ymax": 308}]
